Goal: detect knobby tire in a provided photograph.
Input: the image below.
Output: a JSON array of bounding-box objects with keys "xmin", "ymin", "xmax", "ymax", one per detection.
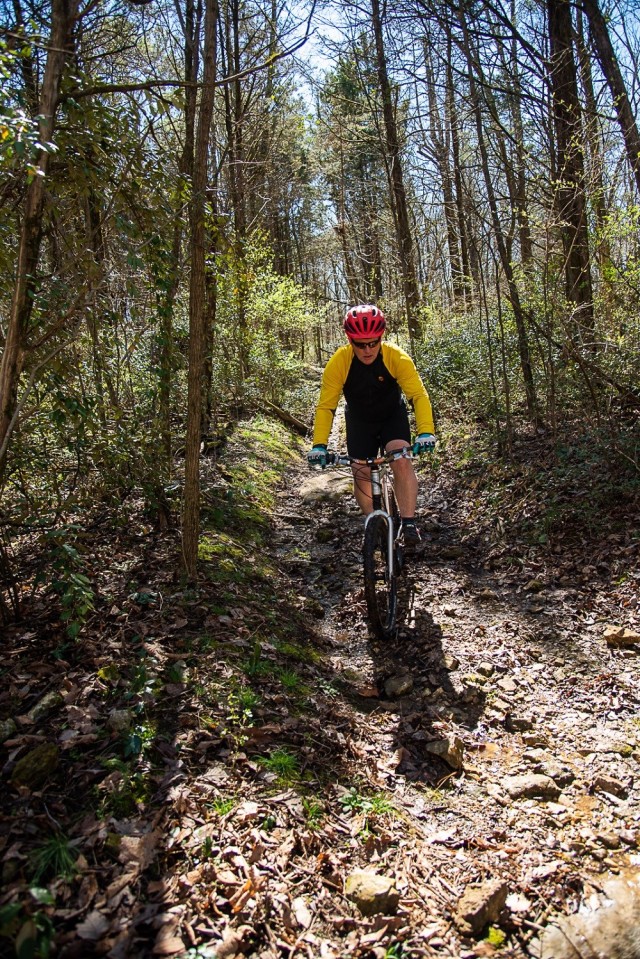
[{"xmin": 363, "ymin": 513, "xmax": 398, "ymax": 639}]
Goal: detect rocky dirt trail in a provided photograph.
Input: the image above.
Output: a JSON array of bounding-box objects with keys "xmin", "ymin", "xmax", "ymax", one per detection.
[
  {"xmin": 2, "ymin": 420, "xmax": 639, "ymax": 959},
  {"xmin": 275, "ymin": 432, "xmax": 640, "ymax": 957}
]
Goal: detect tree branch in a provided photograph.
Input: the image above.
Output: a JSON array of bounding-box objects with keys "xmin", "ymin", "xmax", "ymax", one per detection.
[{"xmin": 58, "ymin": 5, "xmax": 316, "ymax": 104}]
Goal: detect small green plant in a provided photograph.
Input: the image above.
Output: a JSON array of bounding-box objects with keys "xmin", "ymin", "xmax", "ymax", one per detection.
[
  {"xmin": 97, "ymin": 758, "xmax": 151, "ymax": 817},
  {"xmin": 200, "ymin": 713, "xmax": 219, "ymax": 731},
  {"xmin": 200, "ymin": 836, "xmax": 214, "ymax": 859},
  {"xmin": 196, "ymin": 634, "xmax": 219, "ymax": 652},
  {"xmin": 225, "ymin": 686, "xmax": 260, "ymax": 730},
  {"xmin": 122, "ymin": 721, "xmax": 155, "ymax": 758},
  {"xmin": 259, "ymin": 748, "xmax": 299, "ymax": 784},
  {"xmin": 237, "ymin": 687, "xmax": 260, "ymax": 712},
  {"xmin": 485, "ymin": 926, "xmax": 506, "ymax": 948},
  {"xmin": 0, "ymin": 890, "xmax": 55, "ymax": 959},
  {"xmin": 42, "ymin": 526, "xmax": 95, "ymax": 639},
  {"xmin": 126, "ymin": 663, "xmax": 158, "ymax": 697},
  {"xmin": 210, "ymin": 796, "xmax": 235, "ymax": 817},
  {"xmin": 340, "ymin": 787, "xmax": 369, "ymax": 813},
  {"xmin": 368, "ymin": 794, "xmax": 394, "ymax": 815},
  {"xmin": 317, "ymin": 678, "xmax": 339, "ymax": 699},
  {"xmin": 242, "ymin": 640, "xmax": 272, "ymax": 678},
  {"xmin": 278, "ymin": 668, "xmax": 301, "ymax": 691},
  {"xmin": 340, "ymin": 787, "xmax": 393, "ymax": 816},
  {"xmin": 385, "ymin": 944, "xmax": 405, "ymax": 958},
  {"xmin": 167, "ymin": 662, "xmax": 187, "ymax": 683},
  {"xmin": 302, "ymin": 797, "xmax": 324, "ymax": 829},
  {"xmin": 30, "ymin": 833, "xmax": 78, "ymax": 884}
]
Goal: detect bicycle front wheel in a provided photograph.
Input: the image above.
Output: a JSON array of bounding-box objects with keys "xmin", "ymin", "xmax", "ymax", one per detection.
[{"xmin": 363, "ymin": 513, "xmax": 398, "ymax": 639}]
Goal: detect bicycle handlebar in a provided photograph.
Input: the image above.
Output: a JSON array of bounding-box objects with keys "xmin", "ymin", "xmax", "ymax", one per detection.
[{"xmin": 325, "ymin": 447, "xmax": 414, "ymax": 467}]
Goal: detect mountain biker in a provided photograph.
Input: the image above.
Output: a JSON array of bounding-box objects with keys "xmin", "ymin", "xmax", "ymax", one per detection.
[{"xmin": 307, "ymin": 304, "xmax": 436, "ymax": 546}]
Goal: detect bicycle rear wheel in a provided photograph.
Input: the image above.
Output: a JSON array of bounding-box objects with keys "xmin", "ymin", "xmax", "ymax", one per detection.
[{"xmin": 363, "ymin": 513, "xmax": 398, "ymax": 639}]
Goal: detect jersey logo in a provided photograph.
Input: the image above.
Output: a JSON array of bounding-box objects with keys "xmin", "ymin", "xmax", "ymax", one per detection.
[{"xmin": 378, "ymin": 376, "xmax": 385, "ymax": 382}]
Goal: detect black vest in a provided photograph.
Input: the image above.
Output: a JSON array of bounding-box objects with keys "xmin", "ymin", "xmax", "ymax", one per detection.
[{"xmin": 343, "ymin": 352, "xmax": 402, "ymax": 422}]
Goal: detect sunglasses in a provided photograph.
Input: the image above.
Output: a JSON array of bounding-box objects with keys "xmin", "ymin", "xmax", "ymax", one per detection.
[{"xmin": 351, "ymin": 338, "xmax": 381, "ymax": 350}]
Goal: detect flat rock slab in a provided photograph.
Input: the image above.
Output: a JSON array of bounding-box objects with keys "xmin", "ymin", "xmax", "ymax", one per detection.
[
  {"xmin": 502, "ymin": 773, "xmax": 561, "ymax": 800},
  {"xmin": 604, "ymin": 626, "xmax": 640, "ymax": 647},
  {"xmin": 536, "ymin": 872, "xmax": 640, "ymax": 959},
  {"xmin": 300, "ymin": 474, "xmax": 353, "ymax": 504}
]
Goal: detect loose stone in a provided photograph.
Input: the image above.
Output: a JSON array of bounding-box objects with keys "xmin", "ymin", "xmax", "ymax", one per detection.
[
  {"xmin": 384, "ymin": 674, "xmax": 414, "ymax": 698},
  {"xmin": 344, "ymin": 870, "xmax": 400, "ymax": 917},
  {"xmin": 425, "ymin": 735, "xmax": 465, "ymax": 770},
  {"xmin": 502, "ymin": 774, "xmax": 561, "ymax": 800},
  {"xmin": 10, "ymin": 743, "xmax": 59, "ymax": 789},
  {"xmin": 454, "ymin": 879, "xmax": 509, "ymax": 936}
]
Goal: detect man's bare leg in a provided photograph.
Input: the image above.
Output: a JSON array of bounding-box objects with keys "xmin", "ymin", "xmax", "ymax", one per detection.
[
  {"xmin": 386, "ymin": 439, "xmax": 418, "ymax": 518},
  {"xmin": 352, "ymin": 464, "xmax": 372, "ymax": 514},
  {"xmin": 351, "ymin": 440, "xmax": 418, "ymax": 517}
]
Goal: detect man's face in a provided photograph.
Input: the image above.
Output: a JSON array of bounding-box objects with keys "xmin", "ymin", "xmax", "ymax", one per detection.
[{"xmin": 350, "ymin": 337, "xmax": 382, "ymax": 365}]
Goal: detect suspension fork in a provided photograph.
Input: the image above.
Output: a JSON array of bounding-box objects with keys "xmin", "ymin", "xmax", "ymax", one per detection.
[{"xmin": 366, "ymin": 465, "xmax": 395, "ymax": 579}]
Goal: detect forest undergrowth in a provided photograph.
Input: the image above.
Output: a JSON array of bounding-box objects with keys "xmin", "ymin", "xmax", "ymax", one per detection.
[{"xmin": 1, "ymin": 414, "xmax": 639, "ymax": 959}]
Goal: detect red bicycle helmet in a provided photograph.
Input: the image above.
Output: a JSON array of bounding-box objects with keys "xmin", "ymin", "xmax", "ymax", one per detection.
[{"xmin": 343, "ymin": 304, "xmax": 386, "ymax": 340}]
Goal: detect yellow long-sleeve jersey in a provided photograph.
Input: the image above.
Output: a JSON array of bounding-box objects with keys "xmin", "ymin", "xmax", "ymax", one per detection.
[{"xmin": 312, "ymin": 342, "xmax": 435, "ymax": 447}]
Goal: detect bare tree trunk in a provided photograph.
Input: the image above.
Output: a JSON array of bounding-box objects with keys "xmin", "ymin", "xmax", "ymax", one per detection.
[
  {"xmin": 423, "ymin": 41, "xmax": 463, "ymax": 304},
  {"xmin": 333, "ymin": 141, "xmax": 360, "ymax": 303},
  {"xmin": 508, "ymin": 0, "xmax": 533, "ymax": 268},
  {"xmin": 370, "ymin": 0, "xmax": 420, "ymax": 340},
  {"xmin": 182, "ymin": 0, "xmax": 218, "ymax": 579},
  {"xmin": 576, "ymin": 4, "xmax": 614, "ymax": 324},
  {"xmin": 580, "ymin": 0, "xmax": 640, "ymax": 198},
  {"xmin": 202, "ymin": 189, "xmax": 220, "ymax": 438},
  {"xmin": 156, "ymin": 0, "xmax": 203, "ymax": 469},
  {"xmin": 447, "ymin": 51, "xmax": 472, "ymax": 300},
  {"xmin": 547, "ymin": 0, "xmax": 595, "ymax": 339},
  {"xmin": 459, "ymin": 7, "xmax": 539, "ymax": 422},
  {"xmin": 221, "ymin": 0, "xmax": 249, "ymax": 377},
  {"xmin": 0, "ymin": 0, "xmax": 80, "ymax": 483}
]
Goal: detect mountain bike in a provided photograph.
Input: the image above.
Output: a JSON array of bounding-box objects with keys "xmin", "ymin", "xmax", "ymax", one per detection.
[{"xmin": 323, "ymin": 448, "xmax": 414, "ymax": 639}]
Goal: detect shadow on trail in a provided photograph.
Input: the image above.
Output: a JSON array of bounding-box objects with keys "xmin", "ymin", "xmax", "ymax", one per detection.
[
  {"xmin": 361, "ymin": 571, "xmax": 488, "ymax": 787},
  {"xmin": 301, "ymin": 519, "xmax": 488, "ymax": 790}
]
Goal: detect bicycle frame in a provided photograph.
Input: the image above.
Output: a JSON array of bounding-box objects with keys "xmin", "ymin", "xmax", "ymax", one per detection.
[
  {"xmin": 312, "ymin": 447, "xmax": 414, "ymax": 638},
  {"xmin": 365, "ymin": 454, "xmax": 406, "ymax": 581},
  {"xmin": 326, "ymin": 447, "xmax": 413, "ymax": 585}
]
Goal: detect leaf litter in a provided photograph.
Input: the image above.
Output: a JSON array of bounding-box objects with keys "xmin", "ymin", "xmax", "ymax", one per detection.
[{"xmin": 0, "ymin": 424, "xmax": 639, "ymax": 957}]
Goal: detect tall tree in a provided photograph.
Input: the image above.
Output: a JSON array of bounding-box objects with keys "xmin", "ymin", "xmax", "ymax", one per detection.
[
  {"xmin": 422, "ymin": 40, "xmax": 465, "ymax": 304},
  {"xmin": 370, "ymin": 0, "xmax": 421, "ymax": 340},
  {"xmin": 183, "ymin": 0, "xmax": 219, "ymax": 579},
  {"xmin": 458, "ymin": 4, "xmax": 539, "ymax": 421},
  {"xmin": 156, "ymin": 0, "xmax": 203, "ymax": 469},
  {"xmin": 575, "ymin": 3, "xmax": 614, "ymax": 322},
  {"xmin": 0, "ymin": 0, "xmax": 81, "ymax": 479},
  {"xmin": 547, "ymin": 0, "xmax": 595, "ymax": 339},
  {"xmin": 319, "ymin": 54, "xmax": 388, "ymax": 305}
]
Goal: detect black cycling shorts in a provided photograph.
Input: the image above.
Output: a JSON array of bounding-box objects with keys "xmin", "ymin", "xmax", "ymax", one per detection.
[{"xmin": 345, "ymin": 402, "xmax": 411, "ymax": 459}]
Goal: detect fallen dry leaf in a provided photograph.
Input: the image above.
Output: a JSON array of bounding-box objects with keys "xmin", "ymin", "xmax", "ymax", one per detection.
[{"xmin": 76, "ymin": 910, "xmax": 111, "ymax": 941}]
